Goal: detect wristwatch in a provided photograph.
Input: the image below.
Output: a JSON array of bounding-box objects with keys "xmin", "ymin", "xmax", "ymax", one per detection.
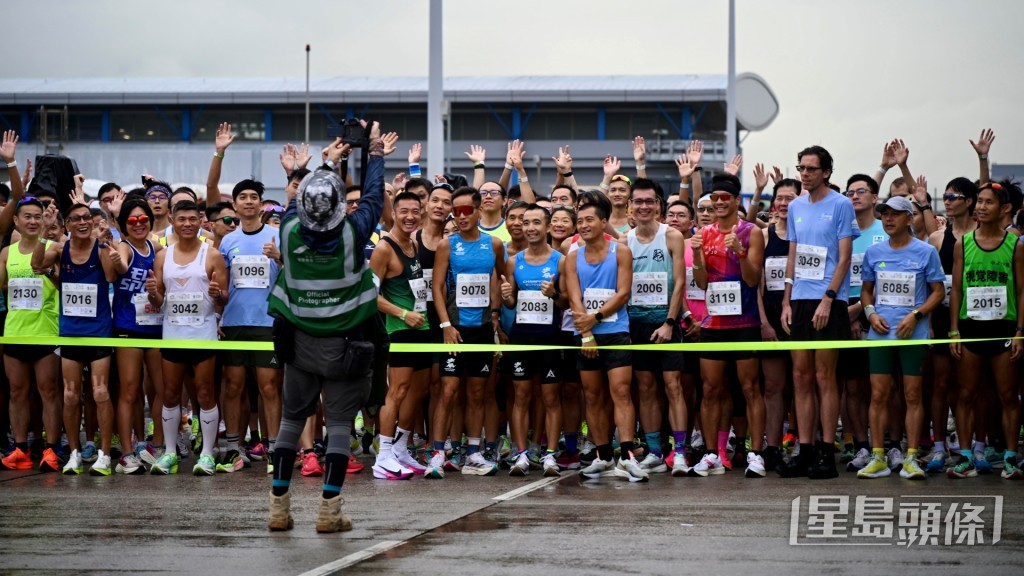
[
  {"xmin": 825, "ymin": 289, "xmax": 837, "ymax": 299},
  {"xmin": 595, "ymin": 311, "xmax": 605, "ymax": 322},
  {"xmin": 912, "ymin": 309, "xmax": 923, "ymax": 320},
  {"xmin": 664, "ymin": 317, "xmax": 677, "ymax": 327}
]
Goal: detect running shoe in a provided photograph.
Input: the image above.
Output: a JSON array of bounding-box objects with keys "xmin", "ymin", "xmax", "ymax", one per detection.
[
  {"xmin": 984, "ymin": 446, "xmax": 1005, "ymax": 469},
  {"xmin": 462, "ymin": 452, "xmax": 498, "ymax": 476},
  {"xmin": 192, "ymin": 453, "xmax": 216, "ymax": 476},
  {"xmin": 839, "ymin": 446, "xmax": 855, "ymax": 464},
  {"xmin": 1001, "ymin": 460, "xmax": 1023, "ymax": 480},
  {"xmin": 137, "ymin": 442, "xmax": 157, "ymax": 468},
  {"xmin": 808, "ymin": 442, "xmax": 839, "ymax": 479},
  {"xmin": 947, "ymin": 455, "xmax": 977, "ymax": 479},
  {"xmin": 846, "ymin": 448, "xmax": 871, "ymax": 471},
  {"xmin": 692, "ymin": 452, "xmax": 725, "ymax": 477},
  {"xmin": 482, "ymin": 446, "xmax": 499, "ymax": 466},
  {"xmin": 347, "ymin": 456, "xmax": 365, "ymax": 474},
  {"xmin": 671, "ymin": 452, "xmax": 691, "ymax": 477},
  {"xmin": 555, "ymin": 451, "xmax": 580, "ymax": 470},
  {"xmin": 924, "ymin": 447, "xmax": 947, "ymax": 473},
  {"xmin": 393, "ymin": 446, "xmax": 427, "ymax": 475},
  {"xmin": 62, "ymin": 449, "xmax": 84, "ymax": 475},
  {"xmin": 719, "ymin": 450, "xmax": 733, "ymax": 472},
  {"xmin": 116, "ymin": 453, "xmax": 146, "ymax": 475},
  {"xmin": 177, "ymin": 430, "xmax": 192, "ymax": 460},
  {"xmin": 579, "ymin": 438, "xmax": 597, "ymax": 457},
  {"xmin": 973, "ymin": 452, "xmax": 993, "ymax": 474},
  {"xmin": 857, "ymin": 454, "xmax": 891, "ymax": 478},
  {"xmin": 638, "ymin": 453, "xmax": 668, "ymax": 474},
  {"xmin": 614, "ymin": 453, "xmax": 649, "ymax": 482},
  {"xmin": 301, "ymin": 451, "xmax": 323, "ymax": 477},
  {"xmin": 216, "ymin": 450, "xmax": 244, "ymax": 473},
  {"xmin": 1, "ymin": 447, "xmax": 33, "ymax": 470},
  {"xmin": 579, "ymin": 457, "xmax": 614, "ymax": 480},
  {"xmin": 445, "ymin": 448, "xmax": 465, "ymax": 472},
  {"xmin": 900, "ymin": 457, "xmax": 926, "ymax": 480},
  {"xmin": 151, "ymin": 452, "xmax": 179, "ymax": 475},
  {"xmin": 247, "ymin": 441, "xmax": 267, "ymax": 462},
  {"xmin": 542, "ymin": 452, "xmax": 560, "ymax": 477},
  {"xmin": 81, "ymin": 443, "xmax": 98, "ymax": 463},
  {"xmin": 509, "ymin": 451, "xmax": 530, "ymax": 477},
  {"xmin": 762, "ymin": 446, "xmax": 783, "ymax": 472},
  {"xmin": 372, "ymin": 454, "xmax": 413, "ymax": 480},
  {"xmin": 745, "ymin": 452, "xmax": 766, "ymax": 478},
  {"xmin": 90, "ymin": 451, "xmax": 113, "ymax": 476},
  {"xmin": 498, "ymin": 436, "xmax": 512, "ymax": 459},
  {"xmin": 527, "ymin": 448, "xmax": 544, "ymax": 470},
  {"xmin": 781, "ymin": 432, "xmax": 796, "ymax": 453},
  {"xmin": 690, "ymin": 431, "xmax": 705, "ymax": 452},
  {"xmin": 425, "ymin": 451, "xmax": 445, "ymax": 479},
  {"xmin": 886, "ymin": 447, "xmax": 905, "ymax": 471},
  {"xmin": 39, "ymin": 447, "xmax": 62, "ymax": 472},
  {"xmin": 266, "ymin": 451, "xmax": 274, "ymax": 476}
]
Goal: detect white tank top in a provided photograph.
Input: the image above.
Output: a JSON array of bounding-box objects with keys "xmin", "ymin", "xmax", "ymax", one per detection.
[{"xmin": 161, "ymin": 242, "xmax": 218, "ymax": 342}]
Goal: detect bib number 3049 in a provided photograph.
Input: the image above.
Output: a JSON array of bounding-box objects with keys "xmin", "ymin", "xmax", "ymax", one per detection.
[{"xmin": 795, "ymin": 244, "xmax": 827, "ymax": 280}]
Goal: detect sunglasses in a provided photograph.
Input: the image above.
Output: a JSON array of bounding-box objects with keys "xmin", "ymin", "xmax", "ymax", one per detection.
[
  {"xmin": 219, "ymin": 216, "xmax": 240, "ymax": 226},
  {"xmin": 696, "ymin": 206, "xmax": 714, "ymax": 213},
  {"xmin": 452, "ymin": 205, "xmax": 475, "ymax": 218},
  {"xmin": 263, "ymin": 205, "xmax": 284, "ymax": 213},
  {"xmin": 68, "ymin": 214, "xmax": 92, "ymax": 223},
  {"xmin": 943, "ymin": 193, "xmax": 966, "ymax": 202},
  {"xmin": 127, "ymin": 214, "xmax": 150, "ymax": 226},
  {"xmin": 610, "ymin": 175, "xmax": 632, "ymax": 185},
  {"xmin": 709, "ymin": 193, "xmax": 735, "ymax": 202}
]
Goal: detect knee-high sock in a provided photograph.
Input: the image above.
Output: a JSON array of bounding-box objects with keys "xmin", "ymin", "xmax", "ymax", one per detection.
[
  {"xmin": 199, "ymin": 407, "xmax": 219, "ymax": 457},
  {"xmin": 162, "ymin": 405, "xmax": 181, "ymax": 453}
]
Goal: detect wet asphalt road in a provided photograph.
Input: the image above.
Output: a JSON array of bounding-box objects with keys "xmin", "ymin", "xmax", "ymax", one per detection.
[{"xmin": 1, "ymin": 460, "xmax": 1022, "ymax": 575}]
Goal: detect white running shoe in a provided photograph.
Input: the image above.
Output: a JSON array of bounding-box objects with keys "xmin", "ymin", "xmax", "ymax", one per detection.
[
  {"xmin": 62, "ymin": 449, "xmax": 83, "ymax": 475},
  {"xmin": 692, "ymin": 452, "xmax": 725, "ymax": 477},
  {"xmin": 887, "ymin": 447, "xmax": 905, "ymax": 471},
  {"xmin": 579, "ymin": 457, "xmax": 613, "ymax": 479},
  {"xmin": 509, "ymin": 451, "xmax": 530, "ymax": 477},
  {"xmin": 638, "ymin": 453, "xmax": 668, "ymax": 474},
  {"xmin": 846, "ymin": 448, "xmax": 871, "ymax": 471},
  {"xmin": 670, "ymin": 452, "xmax": 691, "ymax": 477},
  {"xmin": 461, "ymin": 452, "xmax": 498, "ymax": 476},
  {"xmin": 372, "ymin": 454, "xmax": 414, "ymax": 480},
  {"xmin": 744, "ymin": 451, "xmax": 766, "ymax": 478},
  {"xmin": 541, "ymin": 452, "xmax": 560, "ymax": 477},
  {"xmin": 425, "ymin": 451, "xmax": 445, "ymax": 479},
  {"xmin": 393, "ymin": 446, "xmax": 427, "ymax": 475},
  {"xmin": 614, "ymin": 454, "xmax": 650, "ymax": 482},
  {"xmin": 690, "ymin": 430, "xmax": 705, "ymax": 451}
]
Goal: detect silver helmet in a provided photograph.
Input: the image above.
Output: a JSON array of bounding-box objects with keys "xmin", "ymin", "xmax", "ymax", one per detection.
[{"xmin": 296, "ymin": 170, "xmax": 346, "ymax": 233}]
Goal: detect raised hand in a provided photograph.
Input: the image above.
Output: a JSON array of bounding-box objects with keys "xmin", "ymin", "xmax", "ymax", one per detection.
[
  {"xmin": 262, "ymin": 236, "xmax": 280, "ymax": 260},
  {"xmin": 970, "ymin": 128, "xmax": 995, "ymax": 156},
  {"xmin": 145, "ymin": 269, "xmax": 158, "ymax": 296},
  {"xmin": 675, "ymin": 154, "xmax": 695, "ymax": 179},
  {"xmin": 295, "ymin": 143, "xmax": 312, "ymax": 169},
  {"xmin": 879, "ymin": 141, "xmax": 897, "ymax": 171},
  {"xmin": 381, "ymin": 132, "xmax": 400, "ymax": 156},
  {"xmin": 753, "ymin": 163, "xmax": 768, "ymax": 190},
  {"xmin": 105, "ymin": 242, "xmax": 122, "ymax": 268},
  {"xmin": 367, "ymin": 120, "xmax": 381, "ymax": 141},
  {"xmin": 689, "ymin": 227, "xmax": 703, "ymax": 252},
  {"xmin": 464, "ymin": 144, "xmax": 486, "ymax": 165},
  {"xmin": 21, "ymin": 157, "xmax": 32, "ymax": 187},
  {"xmin": 109, "ymin": 189, "xmax": 126, "ymax": 216},
  {"xmin": 279, "ymin": 143, "xmax": 298, "ymax": 174},
  {"xmin": 552, "ymin": 145, "xmax": 572, "ymax": 174},
  {"xmin": 913, "ymin": 175, "xmax": 929, "ymax": 204},
  {"xmin": 602, "ymin": 154, "xmax": 621, "ymax": 176},
  {"xmin": 724, "ymin": 224, "xmax": 743, "ymax": 254},
  {"xmin": 70, "ymin": 186, "xmax": 87, "ymax": 207},
  {"xmin": 632, "ymin": 136, "xmax": 646, "ymax": 164},
  {"xmin": 42, "ymin": 202, "xmax": 58, "ymax": 228},
  {"xmin": 770, "ymin": 165, "xmax": 784, "ymax": 184},
  {"xmin": 724, "ymin": 154, "xmax": 743, "ymax": 176},
  {"xmin": 215, "ymin": 122, "xmax": 236, "ymax": 154},
  {"xmin": 0, "ymin": 130, "xmax": 18, "ymax": 163},
  {"xmin": 392, "ymin": 172, "xmax": 408, "ymax": 191},
  {"xmin": 687, "ymin": 140, "xmax": 704, "ymax": 166},
  {"xmin": 408, "ymin": 143, "xmax": 422, "ymax": 165},
  {"xmin": 499, "ymin": 274, "xmax": 513, "ymax": 303},
  {"xmin": 891, "ymin": 138, "xmax": 909, "ymax": 166},
  {"xmin": 507, "ymin": 139, "xmax": 525, "ymax": 168},
  {"xmin": 326, "ymin": 138, "xmax": 353, "ymax": 164}
]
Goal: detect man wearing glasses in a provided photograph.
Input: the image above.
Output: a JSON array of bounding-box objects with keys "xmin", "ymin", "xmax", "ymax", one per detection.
[
  {"xmin": 778, "ymin": 146, "xmax": 859, "ymax": 479},
  {"xmin": 205, "ymin": 202, "xmax": 238, "ymax": 249},
  {"xmin": 145, "ymin": 182, "xmax": 173, "ymax": 240},
  {"xmin": 477, "ymin": 182, "xmax": 512, "ymax": 243},
  {"xmin": 840, "ymin": 174, "xmax": 888, "ymax": 473},
  {"xmin": 218, "ymin": 179, "xmax": 283, "ymax": 475}
]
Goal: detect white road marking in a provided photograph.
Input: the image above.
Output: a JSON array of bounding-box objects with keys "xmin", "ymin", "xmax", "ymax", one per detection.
[
  {"xmin": 298, "ymin": 540, "xmax": 406, "ymax": 576},
  {"xmin": 492, "ymin": 473, "xmax": 563, "ymax": 501}
]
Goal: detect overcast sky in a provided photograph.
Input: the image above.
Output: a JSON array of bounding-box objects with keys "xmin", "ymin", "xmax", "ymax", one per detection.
[{"xmin": 8, "ymin": 0, "xmax": 1023, "ymax": 194}]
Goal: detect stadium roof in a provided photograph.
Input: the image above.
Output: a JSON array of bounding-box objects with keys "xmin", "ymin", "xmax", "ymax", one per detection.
[{"xmin": 0, "ymin": 75, "xmax": 734, "ymax": 106}]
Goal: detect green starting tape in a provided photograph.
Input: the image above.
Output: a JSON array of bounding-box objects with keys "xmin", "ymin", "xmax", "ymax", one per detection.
[{"xmin": 0, "ymin": 335, "xmax": 1016, "ymax": 353}]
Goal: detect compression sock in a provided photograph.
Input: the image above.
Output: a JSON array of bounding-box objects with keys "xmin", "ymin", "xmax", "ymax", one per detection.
[{"xmin": 645, "ymin": 432, "xmax": 663, "ymax": 457}]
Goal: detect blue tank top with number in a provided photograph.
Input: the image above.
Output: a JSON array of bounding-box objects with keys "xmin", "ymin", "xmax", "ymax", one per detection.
[
  {"xmin": 60, "ymin": 240, "xmax": 113, "ymax": 337},
  {"xmin": 575, "ymin": 242, "xmax": 629, "ymax": 335},
  {"xmin": 448, "ymin": 232, "xmax": 495, "ymax": 327},
  {"xmin": 114, "ymin": 240, "xmax": 161, "ymax": 334},
  {"xmin": 512, "ymin": 249, "xmax": 563, "ymax": 336}
]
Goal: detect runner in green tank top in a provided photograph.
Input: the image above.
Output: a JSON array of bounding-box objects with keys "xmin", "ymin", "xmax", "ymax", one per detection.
[{"xmin": 949, "ymin": 181, "xmax": 1024, "ymax": 479}]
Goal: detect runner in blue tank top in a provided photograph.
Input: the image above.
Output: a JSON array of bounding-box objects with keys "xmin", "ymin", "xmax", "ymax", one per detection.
[
  {"xmin": 33, "ymin": 203, "xmax": 120, "ymax": 476},
  {"xmin": 112, "ymin": 198, "xmax": 165, "ymax": 473},
  {"xmin": 428, "ymin": 187, "xmax": 504, "ymax": 478},
  {"xmin": 565, "ymin": 191, "xmax": 648, "ymax": 483}
]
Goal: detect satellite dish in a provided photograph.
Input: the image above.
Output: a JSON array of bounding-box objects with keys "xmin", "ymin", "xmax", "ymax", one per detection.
[{"xmin": 735, "ymin": 72, "xmax": 779, "ymax": 132}]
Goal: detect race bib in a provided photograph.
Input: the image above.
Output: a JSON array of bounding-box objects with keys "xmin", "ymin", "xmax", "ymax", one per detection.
[
  {"xmin": 456, "ymin": 273, "xmax": 490, "ymax": 308},
  {"xmin": 877, "ymin": 271, "xmax": 915, "ymax": 307},
  {"xmin": 133, "ymin": 293, "xmax": 163, "ymax": 326},
  {"xmin": 583, "ymin": 287, "xmax": 618, "ymax": 323},
  {"xmin": 706, "ymin": 281, "xmax": 741, "ymax": 316},
  {"xmin": 850, "ymin": 253, "xmax": 865, "ymax": 288},
  {"xmin": 685, "ymin": 267, "xmax": 705, "ymax": 300},
  {"xmin": 409, "ymin": 278, "xmax": 428, "ymax": 312},
  {"xmin": 966, "ymin": 285, "xmax": 1008, "ymax": 321},
  {"xmin": 231, "ymin": 255, "xmax": 271, "ymax": 289},
  {"xmin": 9, "ymin": 277, "xmax": 43, "ymax": 311},
  {"xmin": 631, "ymin": 271, "xmax": 668, "ymax": 306},
  {"xmin": 516, "ymin": 290, "xmax": 553, "ymax": 325},
  {"xmin": 423, "ymin": 268, "xmax": 434, "ymax": 302},
  {"xmin": 943, "ymin": 275, "xmax": 952, "ymax": 307},
  {"xmin": 166, "ymin": 292, "xmax": 204, "ymax": 326},
  {"xmin": 794, "ymin": 244, "xmax": 827, "ymax": 280},
  {"xmin": 765, "ymin": 257, "xmax": 787, "ymax": 292},
  {"xmin": 62, "ymin": 282, "xmax": 97, "ymax": 317}
]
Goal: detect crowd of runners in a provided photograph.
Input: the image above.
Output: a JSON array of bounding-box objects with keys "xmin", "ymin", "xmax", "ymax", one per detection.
[{"xmin": 2, "ymin": 122, "xmax": 1022, "ymax": 504}]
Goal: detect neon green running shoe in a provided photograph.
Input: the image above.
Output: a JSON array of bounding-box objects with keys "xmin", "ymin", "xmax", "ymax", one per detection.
[
  {"xmin": 151, "ymin": 452, "xmax": 179, "ymax": 475},
  {"xmin": 193, "ymin": 453, "xmax": 216, "ymax": 476},
  {"xmin": 857, "ymin": 454, "xmax": 891, "ymax": 478},
  {"xmin": 899, "ymin": 457, "xmax": 926, "ymax": 480}
]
